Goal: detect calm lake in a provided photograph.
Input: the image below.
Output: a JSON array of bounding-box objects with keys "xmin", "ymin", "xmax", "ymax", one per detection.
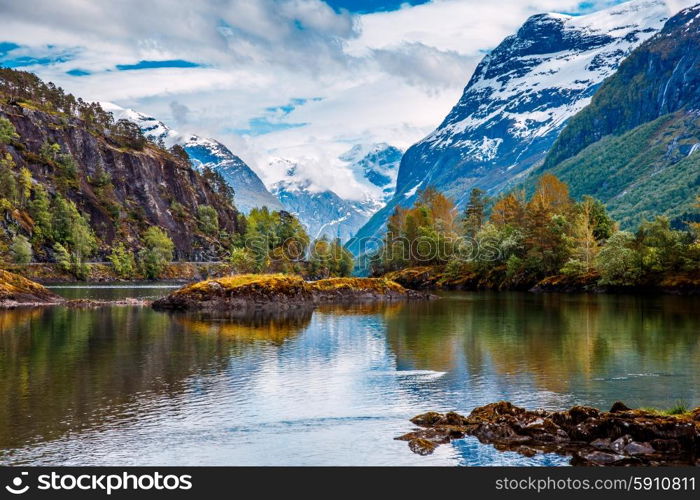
[{"xmin": 0, "ymin": 286, "xmax": 698, "ymax": 466}]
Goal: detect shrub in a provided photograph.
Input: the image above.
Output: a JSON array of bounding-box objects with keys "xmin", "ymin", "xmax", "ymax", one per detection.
[
  {"xmin": 228, "ymin": 247, "xmax": 256, "ymax": 273},
  {"xmin": 0, "ymin": 117, "xmax": 18, "ymax": 144},
  {"xmin": 170, "ymin": 201, "xmax": 187, "ymax": 219},
  {"xmin": 138, "ymin": 227, "xmax": 174, "ymax": 279},
  {"xmin": 197, "ymin": 205, "xmax": 219, "ymax": 235},
  {"xmin": 108, "ymin": 243, "xmax": 136, "ymax": 279},
  {"xmin": 596, "ymin": 231, "xmax": 642, "ymax": 286},
  {"xmin": 53, "ymin": 243, "xmax": 71, "ymax": 273},
  {"xmin": 10, "ymin": 235, "xmax": 32, "ymax": 264}
]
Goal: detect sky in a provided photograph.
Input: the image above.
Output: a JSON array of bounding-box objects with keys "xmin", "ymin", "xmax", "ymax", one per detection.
[{"xmin": 0, "ymin": 0, "xmax": 635, "ymax": 199}]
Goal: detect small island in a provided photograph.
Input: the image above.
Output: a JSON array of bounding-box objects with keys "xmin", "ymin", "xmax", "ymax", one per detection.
[
  {"xmin": 0, "ymin": 269, "xmax": 63, "ymax": 307},
  {"xmin": 152, "ymin": 274, "xmax": 433, "ymax": 312},
  {"xmin": 397, "ymin": 401, "xmax": 700, "ymax": 466}
]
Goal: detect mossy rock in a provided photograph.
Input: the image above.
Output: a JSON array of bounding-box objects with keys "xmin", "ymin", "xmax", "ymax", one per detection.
[{"xmin": 0, "ymin": 269, "xmax": 62, "ymax": 306}]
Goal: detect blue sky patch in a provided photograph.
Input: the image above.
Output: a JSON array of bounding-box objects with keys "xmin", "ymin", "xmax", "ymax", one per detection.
[
  {"xmin": 561, "ymin": 0, "xmax": 626, "ymax": 15},
  {"xmin": 265, "ymin": 97, "xmax": 323, "ymax": 115},
  {"xmin": 228, "ymin": 117, "xmax": 308, "ymax": 136},
  {"xmin": 0, "ymin": 43, "xmax": 76, "ymax": 68},
  {"xmin": 0, "ymin": 54, "xmax": 74, "ymax": 68},
  {"xmin": 116, "ymin": 59, "xmax": 201, "ymax": 71},
  {"xmin": 0, "ymin": 42, "xmax": 20, "ymax": 56},
  {"xmin": 325, "ymin": 0, "xmax": 429, "ymax": 13},
  {"xmin": 66, "ymin": 68, "xmax": 91, "ymax": 76}
]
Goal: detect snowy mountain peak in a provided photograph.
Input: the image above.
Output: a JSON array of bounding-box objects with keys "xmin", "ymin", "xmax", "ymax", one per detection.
[
  {"xmin": 101, "ymin": 102, "xmax": 179, "ymax": 146},
  {"xmin": 395, "ymin": 0, "xmax": 684, "ymax": 202},
  {"xmin": 339, "ymin": 143, "xmax": 402, "ymax": 201}
]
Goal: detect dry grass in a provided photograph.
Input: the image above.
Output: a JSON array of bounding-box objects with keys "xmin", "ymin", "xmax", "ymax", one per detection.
[
  {"xmin": 310, "ymin": 277, "xmax": 406, "ymax": 293},
  {"xmin": 0, "ymin": 269, "xmax": 53, "ymax": 300},
  {"xmin": 174, "ymin": 274, "xmax": 408, "ymax": 298},
  {"xmin": 174, "ymin": 274, "xmax": 306, "ymax": 299}
]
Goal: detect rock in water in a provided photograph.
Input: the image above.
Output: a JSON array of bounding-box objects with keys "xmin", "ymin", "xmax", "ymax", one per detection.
[{"xmin": 398, "ymin": 401, "xmax": 700, "ymax": 465}]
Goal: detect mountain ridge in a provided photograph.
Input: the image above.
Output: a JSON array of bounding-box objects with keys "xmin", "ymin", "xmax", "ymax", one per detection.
[
  {"xmin": 348, "ymin": 0, "xmax": 685, "ymax": 256},
  {"xmin": 0, "ymin": 69, "xmax": 239, "ymax": 262},
  {"xmin": 527, "ymin": 3, "xmax": 700, "ymax": 229}
]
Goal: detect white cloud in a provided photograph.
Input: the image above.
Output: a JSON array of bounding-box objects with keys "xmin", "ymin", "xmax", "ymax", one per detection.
[{"xmin": 0, "ymin": 0, "xmax": 645, "ymax": 200}]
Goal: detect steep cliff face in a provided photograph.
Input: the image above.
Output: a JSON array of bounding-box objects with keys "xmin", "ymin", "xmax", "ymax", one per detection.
[
  {"xmin": 104, "ymin": 103, "xmax": 282, "ymax": 214},
  {"xmin": 0, "ymin": 101, "xmax": 239, "ymax": 261},
  {"xmin": 348, "ymin": 0, "xmax": 680, "ymax": 255}
]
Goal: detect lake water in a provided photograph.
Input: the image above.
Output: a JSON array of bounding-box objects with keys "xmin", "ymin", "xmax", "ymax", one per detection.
[{"xmin": 0, "ymin": 286, "xmax": 698, "ymax": 466}]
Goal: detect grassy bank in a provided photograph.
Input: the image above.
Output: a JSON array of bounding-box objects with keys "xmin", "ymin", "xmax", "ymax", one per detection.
[{"xmin": 0, "ymin": 269, "xmax": 62, "ymax": 305}]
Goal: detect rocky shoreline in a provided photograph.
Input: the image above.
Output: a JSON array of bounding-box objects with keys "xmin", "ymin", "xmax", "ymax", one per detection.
[
  {"xmin": 152, "ymin": 274, "xmax": 434, "ymax": 312},
  {"xmin": 5, "ymin": 262, "xmax": 232, "ymax": 284},
  {"xmin": 384, "ymin": 266, "xmax": 700, "ymax": 295},
  {"xmin": 397, "ymin": 402, "xmax": 700, "ymax": 465}
]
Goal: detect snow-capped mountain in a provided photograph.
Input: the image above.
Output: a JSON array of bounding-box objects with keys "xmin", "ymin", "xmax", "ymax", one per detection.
[
  {"xmin": 101, "ymin": 103, "xmax": 179, "ymax": 146},
  {"xmin": 261, "ymin": 143, "xmax": 401, "ymax": 242},
  {"xmin": 102, "ymin": 103, "xmax": 282, "ymax": 213},
  {"xmin": 349, "ymin": 0, "xmax": 684, "ymax": 255},
  {"xmin": 268, "ymin": 158, "xmax": 377, "ymax": 242},
  {"xmin": 531, "ymin": 3, "xmax": 700, "ymax": 229},
  {"xmin": 182, "ymin": 136, "xmax": 283, "ymax": 213},
  {"xmin": 339, "ymin": 143, "xmax": 402, "ymax": 203}
]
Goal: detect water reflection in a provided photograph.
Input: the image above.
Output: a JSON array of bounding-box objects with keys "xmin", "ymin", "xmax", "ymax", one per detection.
[
  {"xmin": 386, "ymin": 293, "xmax": 700, "ymax": 407},
  {"xmin": 0, "ymin": 290, "xmax": 697, "ymax": 465},
  {"xmin": 173, "ymin": 309, "xmax": 313, "ymax": 344}
]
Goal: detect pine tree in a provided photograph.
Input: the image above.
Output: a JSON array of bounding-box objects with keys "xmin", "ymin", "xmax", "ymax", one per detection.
[
  {"xmin": 28, "ymin": 184, "xmax": 52, "ymax": 241},
  {"xmin": 463, "ymin": 188, "xmax": 487, "ymax": 239},
  {"xmin": 0, "ymin": 117, "xmax": 18, "ymax": 144},
  {"xmin": 0, "ymin": 153, "xmax": 18, "ymax": 204},
  {"xmin": 17, "ymin": 167, "xmax": 32, "ymax": 207}
]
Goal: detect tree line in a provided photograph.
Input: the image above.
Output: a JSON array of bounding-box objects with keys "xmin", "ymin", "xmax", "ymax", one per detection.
[{"xmin": 371, "ymin": 174, "xmax": 700, "ymax": 288}]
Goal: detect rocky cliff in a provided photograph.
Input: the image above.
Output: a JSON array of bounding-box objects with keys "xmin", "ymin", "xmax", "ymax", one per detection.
[
  {"xmin": 0, "ymin": 70, "xmax": 239, "ymax": 261},
  {"xmin": 103, "ymin": 103, "xmax": 282, "ymax": 214}
]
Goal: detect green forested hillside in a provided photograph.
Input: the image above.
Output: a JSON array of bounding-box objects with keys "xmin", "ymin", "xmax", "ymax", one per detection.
[
  {"xmin": 526, "ymin": 111, "xmax": 700, "ymax": 229},
  {"xmin": 530, "ymin": 5, "xmax": 700, "ymax": 229}
]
